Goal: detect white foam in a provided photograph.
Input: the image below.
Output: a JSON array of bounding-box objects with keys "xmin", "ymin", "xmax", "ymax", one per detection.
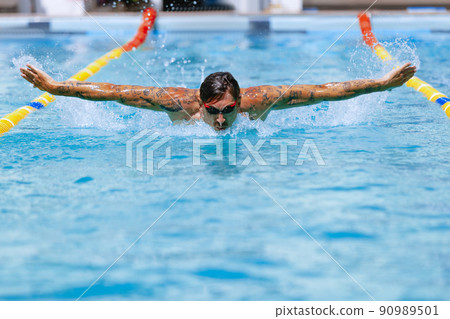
[
  {"xmin": 55, "ymin": 99, "xmax": 128, "ymax": 131},
  {"xmin": 11, "ymin": 55, "xmax": 44, "ymax": 70}
]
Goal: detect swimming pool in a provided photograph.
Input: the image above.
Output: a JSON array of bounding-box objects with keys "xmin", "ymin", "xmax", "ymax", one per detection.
[{"xmin": 1, "ymin": 13, "xmax": 450, "ymax": 300}]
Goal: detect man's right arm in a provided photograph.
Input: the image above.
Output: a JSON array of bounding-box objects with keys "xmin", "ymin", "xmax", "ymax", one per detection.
[
  {"xmin": 50, "ymin": 81, "xmax": 188, "ymax": 112},
  {"xmin": 20, "ymin": 64, "xmax": 188, "ymax": 112}
]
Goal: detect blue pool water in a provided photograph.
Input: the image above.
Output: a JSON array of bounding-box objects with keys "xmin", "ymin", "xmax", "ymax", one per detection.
[{"xmin": 1, "ymin": 15, "xmax": 450, "ymax": 300}]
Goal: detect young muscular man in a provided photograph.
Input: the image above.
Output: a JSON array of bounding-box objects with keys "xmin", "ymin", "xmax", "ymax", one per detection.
[{"xmin": 20, "ymin": 63, "xmax": 416, "ymax": 131}]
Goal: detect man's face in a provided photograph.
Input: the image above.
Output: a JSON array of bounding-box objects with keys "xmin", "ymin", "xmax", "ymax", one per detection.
[{"xmin": 202, "ymin": 91, "xmax": 239, "ymax": 131}]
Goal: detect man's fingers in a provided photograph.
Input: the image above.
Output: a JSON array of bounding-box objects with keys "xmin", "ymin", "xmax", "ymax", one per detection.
[
  {"xmin": 21, "ymin": 74, "xmax": 31, "ymax": 82},
  {"xmin": 21, "ymin": 67, "xmax": 42, "ymax": 87},
  {"xmin": 26, "ymin": 66, "xmax": 39, "ymax": 76},
  {"xmin": 401, "ymin": 62, "xmax": 411, "ymax": 69},
  {"xmin": 21, "ymin": 74, "xmax": 34, "ymax": 85},
  {"xmin": 397, "ymin": 63, "xmax": 414, "ymax": 74},
  {"xmin": 405, "ymin": 67, "xmax": 416, "ymax": 76},
  {"xmin": 22, "ymin": 74, "xmax": 33, "ymax": 83},
  {"xmin": 403, "ymin": 69, "xmax": 416, "ymax": 82},
  {"xmin": 26, "ymin": 64, "xmax": 39, "ymax": 73},
  {"xmin": 398, "ymin": 64, "xmax": 416, "ymax": 79},
  {"xmin": 21, "ymin": 68, "xmax": 35, "ymax": 79}
]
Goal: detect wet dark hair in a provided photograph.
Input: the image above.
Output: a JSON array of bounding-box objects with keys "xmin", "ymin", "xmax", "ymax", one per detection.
[{"xmin": 200, "ymin": 72, "xmax": 240, "ymax": 103}]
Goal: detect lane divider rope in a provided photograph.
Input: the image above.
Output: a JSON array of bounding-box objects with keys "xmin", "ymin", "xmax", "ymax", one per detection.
[
  {"xmin": 0, "ymin": 8, "xmax": 157, "ymax": 136},
  {"xmin": 358, "ymin": 12, "xmax": 450, "ymax": 118}
]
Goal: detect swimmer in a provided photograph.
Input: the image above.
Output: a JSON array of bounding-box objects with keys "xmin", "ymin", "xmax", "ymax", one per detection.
[{"xmin": 20, "ymin": 63, "xmax": 416, "ymax": 131}]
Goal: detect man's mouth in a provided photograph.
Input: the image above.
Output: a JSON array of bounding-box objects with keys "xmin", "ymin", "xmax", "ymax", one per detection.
[{"xmin": 216, "ymin": 123, "xmax": 227, "ymax": 130}]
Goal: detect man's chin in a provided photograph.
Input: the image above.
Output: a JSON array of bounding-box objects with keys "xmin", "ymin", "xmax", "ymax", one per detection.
[{"xmin": 215, "ymin": 126, "xmax": 227, "ymax": 131}]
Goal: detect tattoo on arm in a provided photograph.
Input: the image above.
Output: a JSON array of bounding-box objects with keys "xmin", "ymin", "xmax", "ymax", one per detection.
[
  {"xmin": 273, "ymin": 77, "xmax": 386, "ymax": 110},
  {"xmin": 52, "ymin": 81, "xmax": 190, "ymax": 112},
  {"xmin": 158, "ymin": 104, "xmax": 183, "ymax": 112},
  {"xmin": 322, "ymin": 79, "xmax": 383, "ymax": 100}
]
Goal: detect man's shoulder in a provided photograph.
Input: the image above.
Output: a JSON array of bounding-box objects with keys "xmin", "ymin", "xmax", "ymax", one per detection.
[{"xmin": 240, "ymin": 85, "xmax": 284, "ymax": 111}]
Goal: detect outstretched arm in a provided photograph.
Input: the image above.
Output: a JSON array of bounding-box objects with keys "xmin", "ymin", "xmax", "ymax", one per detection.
[
  {"xmin": 277, "ymin": 63, "xmax": 416, "ymax": 109},
  {"xmin": 20, "ymin": 64, "xmax": 189, "ymax": 112},
  {"xmin": 241, "ymin": 63, "xmax": 416, "ymax": 118}
]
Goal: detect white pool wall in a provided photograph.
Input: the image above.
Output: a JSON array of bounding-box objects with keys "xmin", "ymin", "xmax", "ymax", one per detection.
[{"xmin": 0, "ymin": 13, "xmax": 450, "ymax": 33}]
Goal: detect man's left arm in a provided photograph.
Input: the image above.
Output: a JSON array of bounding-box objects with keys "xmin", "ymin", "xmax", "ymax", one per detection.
[{"xmin": 244, "ymin": 63, "xmax": 416, "ymax": 117}]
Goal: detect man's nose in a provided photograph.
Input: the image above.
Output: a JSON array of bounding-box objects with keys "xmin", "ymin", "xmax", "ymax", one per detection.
[{"xmin": 217, "ymin": 114, "xmax": 225, "ymax": 125}]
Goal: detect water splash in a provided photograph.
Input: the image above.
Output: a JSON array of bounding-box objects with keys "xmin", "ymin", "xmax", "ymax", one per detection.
[
  {"xmin": 384, "ymin": 37, "xmax": 421, "ymax": 70},
  {"xmin": 54, "ymin": 99, "xmax": 129, "ymax": 131},
  {"xmin": 23, "ymin": 32, "xmax": 421, "ymax": 138},
  {"xmin": 11, "ymin": 55, "xmax": 43, "ymax": 70},
  {"xmin": 350, "ymin": 37, "xmax": 421, "ymax": 77},
  {"xmin": 180, "ymin": 65, "xmax": 185, "ymax": 88}
]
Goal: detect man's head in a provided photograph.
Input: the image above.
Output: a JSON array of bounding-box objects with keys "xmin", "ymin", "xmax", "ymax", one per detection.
[{"xmin": 200, "ymin": 72, "xmax": 240, "ymax": 131}]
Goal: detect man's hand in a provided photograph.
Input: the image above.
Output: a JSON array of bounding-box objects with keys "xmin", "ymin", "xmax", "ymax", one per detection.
[
  {"xmin": 381, "ymin": 62, "xmax": 417, "ymax": 89},
  {"xmin": 20, "ymin": 64, "xmax": 58, "ymax": 93}
]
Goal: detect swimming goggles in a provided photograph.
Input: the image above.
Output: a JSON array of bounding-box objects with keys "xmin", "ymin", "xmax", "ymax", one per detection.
[{"xmin": 204, "ymin": 101, "xmax": 236, "ymax": 115}]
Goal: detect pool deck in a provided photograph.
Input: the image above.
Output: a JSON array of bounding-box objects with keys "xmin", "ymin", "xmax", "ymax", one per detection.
[{"xmin": 0, "ymin": 10, "xmax": 450, "ymax": 33}]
